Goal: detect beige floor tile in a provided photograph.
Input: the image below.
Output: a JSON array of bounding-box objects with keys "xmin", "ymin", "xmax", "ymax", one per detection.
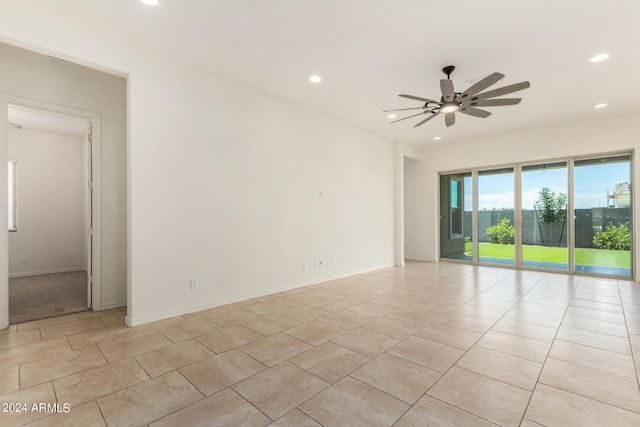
[
  {"xmin": 0, "ymin": 366, "xmax": 19, "ymax": 395},
  {"xmin": 135, "ymin": 339, "xmax": 213, "ymax": 377},
  {"xmin": 414, "ymin": 322, "xmax": 482, "ymax": 350},
  {"xmin": 394, "ymin": 395, "xmax": 497, "ymax": 427},
  {"xmin": 0, "ymin": 329, "xmax": 41, "ymax": 350},
  {"xmin": 562, "ymin": 315, "xmax": 628, "ymax": 337},
  {"xmin": 54, "ymin": 357, "xmax": 150, "ymax": 405},
  {"xmin": 526, "ymin": 383, "xmax": 640, "ymax": 426},
  {"xmin": 196, "ymin": 324, "xmax": 264, "ymax": 353},
  {"xmin": 570, "ymin": 298, "xmax": 622, "ymax": 313},
  {"xmin": 98, "ymin": 331, "xmax": 172, "ymax": 362},
  {"xmin": 360, "ymin": 315, "xmax": 424, "ymax": 339},
  {"xmin": 491, "ymin": 317, "xmax": 557, "ymax": 343},
  {"xmin": 279, "ymin": 293, "xmax": 326, "ymax": 306},
  {"xmin": 299, "ymin": 376, "xmax": 409, "ymax": 427},
  {"xmin": 351, "ymin": 353, "xmax": 441, "ymax": 403},
  {"xmin": 0, "ymin": 336, "xmax": 70, "ymax": 369},
  {"xmin": 281, "ymin": 305, "xmax": 331, "ymax": 322},
  {"xmin": 318, "ymin": 310, "xmax": 374, "ymax": 330},
  {"xmin": 242, "ymin": 314, "xmax": 301, "ymax": 336},
  {"xmin": 0, "ymin": 325, "xmax": 17, "ymax": 335},
  {"xmin": 289, "ymin": 342, "xmax": 370, "ymax": 383},
  {"xmin": 233, "ymin": 362, "xmax": 329, "ymax": 420},
  {"xmin": 26, "ymin": 400, "xmax": 106, "ymax": 427},
  {"xmin": 179, "ymin": 348, "xmax": 266, "ymax": 396},
  {"xmin": 97, "ymin": 371, "xmax": 203, "ymax": 426},
  {"xmin": 0, "ymin": 383, "xmax": 57, "ymax": 427},
  {"xmin": 522, "ymin": 294, "xmax": 571, "ymax": 308},
  {"xmin": 347, "ymin": 301, "xmax": 396, "ymax": 317},
  {"xmin": 520, "ymin": 419, "xmax": 545, "ymax": 427},
  {"xmin": 310, "ymin": 297, "xmax": 357, "ymax": 312},
  {"xmin": 329, "ymin": 326, "xmax": 399, "ymax": 358},
  {"xmin": 246, "ymin": 300, "xmax": 295, "ymax": 316},
  {"xmin": 40, "ymin": 318, "xmax": 105, "ymax": 340},
  {"xmin": 442, "ymin": 312, "xmax": 496, "ymax": 333},
  {"xmin": 388, "ymin": 336, "xmax": 464, "ymax": 372},
  {"xmin": 67, "ymin": 324, "xmax": 138, "ymax": 350},
  {"xmin": 283, "ymin": 320, "xmax": 347, "ymax": 345},
  {"xmin": 514, "ymin": 301, "xmax": 567, "ymax": 317},
  {"xmin": 549, "ymin": 339, "xmax": 636, "ymax": 379},
  {"xmin": 556, "ymin": 325, "xmax": 631, "ymax": 355},
  {"xmin": 150, "ymin": 388, "xmax": 270, "ymax": 427},
  {"xmin": 210, "ymin": 309, "xmax": 262, "ymax": 327},
  {"xmin": 98, "ymin": 311, "xmax": 127, "ymax": 327},
  {"xmin": 539, "ymin": 358, "xmax": 640, "ymax": 412},
  {"xmin": 270, "ymin": 409, "xmax": 322, "ymax": 426},
  {"xmin": 20, "ymin": 347, "xmax": 107, "ymax": 388},
  {"xmin": 75, "ymin": 307, "xmax": 124, "ymax": 319},
  {"xmin": 428, "ymin": 366, "xmax": 531, "ymax": 427},
  {"xmin": 456, "ymin": 345, "xmax": 542, "ymax": 391},
  {"xmin": 158, "ymin": 317, "xmax": 222, "ymax": 342},
  {"xmin": 454, "ymin": 303, "xmax": 507, "ymax": 320},
  {"xmin": 573, "ymin": 292, "xmax": 620, "ymax": 305},
  {"xmin": 239, "ymin": 333, "xmax": 312, "ymax": 366},
  {"xmin": 566, "ymin": 305, "xmax": 626, "ymax": 324},
  {"xmin": 477, "ymin": 330, "xmax": 550, "ymax": 363},
  {"xmin": 17, "ymin": 314, "xmax": 79, "ymax": 331},
  {"xmin": 504, "ymin": 308, "xmax": 563, "ymax": 328},
  {"xmin": 133, "ymin": 316, "xmax": 186, "ymax": 334}
]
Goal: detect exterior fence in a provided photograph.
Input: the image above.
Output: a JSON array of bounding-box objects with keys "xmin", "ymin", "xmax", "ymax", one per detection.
[{"xmin": 463, "ymin": 208, "xmax": 630, "ymax": 248}]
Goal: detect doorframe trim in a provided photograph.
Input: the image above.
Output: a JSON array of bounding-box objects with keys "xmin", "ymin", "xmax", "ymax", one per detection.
[{"xmin": 0, "ymin": 95, "xmax": 102, "ymax": 329}]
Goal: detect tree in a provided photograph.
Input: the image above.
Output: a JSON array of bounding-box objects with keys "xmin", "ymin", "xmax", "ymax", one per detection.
[{"xmin": 533, "ymin": 188, "xmax": 567, "ymax": 246}]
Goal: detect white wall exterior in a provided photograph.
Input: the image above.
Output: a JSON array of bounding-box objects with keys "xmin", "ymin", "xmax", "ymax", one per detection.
[
  {"xmin": 8, "ymin": 128, "xmax": 86, "ymax": 276},
  {"xmin": 404, "ymin": 113, "xmax": 640, "ymax": 279}
]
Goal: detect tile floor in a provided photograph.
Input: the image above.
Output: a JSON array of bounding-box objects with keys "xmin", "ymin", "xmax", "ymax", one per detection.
[{"xmin": 2, "ymin": 261, "xmax": 640, "ymax": 426}]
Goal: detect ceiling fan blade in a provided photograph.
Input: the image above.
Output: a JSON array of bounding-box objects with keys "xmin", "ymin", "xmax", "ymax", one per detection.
[
  {"xmin": 464, "ymin": 98, "xmax": 522, "ymax": 107},
  {"xmin": 459, "ymin": 106, "xmax": 492, "ymax": 118},
  {"xmin": 458, "ymin": 72, "xmax": 505, "ymax": 101},
  {"xmin": 474, "ymin": 81, "xmax": 531, "ymax": 100},
  {"xmin": 399, "ymin": 94, "xmax": 438, "ymax": 103},
  {"xmin": 445, "ymin": 113, "xmax": 455, "ymax": 127},
  {"xmin": 391, "ymin": 111, "xmax": 432, "ymax": 123},
  {"xmin": 440, "ymin": 79, "xmax": 455, "ymax": 102},
  {"xmin": 413, "ymin": 112, "xmax": 438, "ymax": 127},
  {"xmin": 382, "ymin": 107, "xmax": 428, "ymax": 112}
]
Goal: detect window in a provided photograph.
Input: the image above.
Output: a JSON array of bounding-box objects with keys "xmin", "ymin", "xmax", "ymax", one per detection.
[{"xmin": 8, "ymin": 159, "xmax": 17, "ymax": 232}]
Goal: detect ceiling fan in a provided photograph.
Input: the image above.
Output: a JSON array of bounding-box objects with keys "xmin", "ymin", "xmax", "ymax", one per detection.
[{"xmin": 384, "ymin": 65, "xmax": 530, "ymax": 128}]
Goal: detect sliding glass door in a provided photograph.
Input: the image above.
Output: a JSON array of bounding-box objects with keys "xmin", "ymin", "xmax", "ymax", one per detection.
[
  {"xmin": 439, "ymin": 153, "xmax": 633, "ymax": 277},
  {"xmin": 574, "ymin": 155, "xmax": 631, "ymax": 276},
  {"xmin": 477, "ymin": 168, "xmax": 515, "ymax": 265},
  {"xmin": 521, "ymin": 162, "xmax": 568, "ymax": 270}
]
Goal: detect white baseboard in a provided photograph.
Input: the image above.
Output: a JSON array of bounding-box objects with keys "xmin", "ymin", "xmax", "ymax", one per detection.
[{"xmin": 9, "ymin": 267, "xmax": 88, "ymax": 278}]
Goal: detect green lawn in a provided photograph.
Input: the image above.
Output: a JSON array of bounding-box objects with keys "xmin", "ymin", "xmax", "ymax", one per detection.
[{"xmin": 464, "ymin": 241, "xmax": 631, "ymax": 267}]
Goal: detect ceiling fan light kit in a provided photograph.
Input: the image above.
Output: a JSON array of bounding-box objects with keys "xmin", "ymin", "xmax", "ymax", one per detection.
[{"xmin": 384, "ymin": 65, "xmax": 530, "ymax": 128}]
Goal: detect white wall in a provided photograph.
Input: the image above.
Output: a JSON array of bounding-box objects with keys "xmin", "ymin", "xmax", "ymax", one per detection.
[
  {"xmin": 407, "ymin": 112, "xmax": 640, "ymax": 279},
  {"xmin": 0, "ymin": 17, "xmax": 395, "ymax": 326},
  {"xmin": 404, "ymin": 157, "xmax": 425, "ymax": 261},
  {"xmin": 8, "ymin": 128, "xmax": 86, "ymax": 276}
]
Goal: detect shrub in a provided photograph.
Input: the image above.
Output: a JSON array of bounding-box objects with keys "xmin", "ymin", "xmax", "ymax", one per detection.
[
  {"xmin": 593, "ymin": 222, "xmax": 631, "ymax": 250},
  {"xmin": 486, "ymin": 218, "xmax": 515, "ymax": 244}
]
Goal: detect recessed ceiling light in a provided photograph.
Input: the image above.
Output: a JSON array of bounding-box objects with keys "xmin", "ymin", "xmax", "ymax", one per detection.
[
  {"xmin": 589, "ymin": 53, "xmax": 610, "ymax": 63},
  {"xmin": 594, "ymin": 103, "xmax": 608, "ymax": 109},
  {"xmin": 433, "ymin": 136, "xmax": 442, "ymax": 140},
  {"xmin": 309, "ymin": 75, "xmax": 322, "ymax": 83},
  {"xmin": 387, "ymin": 114, "xmax": 396, "ymax": 119}
]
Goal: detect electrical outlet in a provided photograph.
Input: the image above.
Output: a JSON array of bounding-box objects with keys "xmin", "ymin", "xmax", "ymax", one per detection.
[
  {"xmin": 189, "ymin": 278, "xmax": 199, "ymax": 290},
  {"xmin": 22, "ymin": 256, "xmax": 29, "ymax": 264},
  {"xmin": 319, "ymin": 260, "xmax": 324, "ymax": 267},
  {"xmin": 302, "ymin": 263, "xmax": 307, "ymax": 271}
]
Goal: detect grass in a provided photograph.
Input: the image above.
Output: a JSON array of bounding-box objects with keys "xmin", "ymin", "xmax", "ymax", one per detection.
[{"xmin": 464, "ymin": 241, "xmax": 631, "ymax": 268}]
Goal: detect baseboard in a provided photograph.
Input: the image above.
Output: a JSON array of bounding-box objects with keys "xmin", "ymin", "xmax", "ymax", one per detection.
[
  {"xmin": 99, "ymin": 301, "xmax": 126, "ymax": 311},
  {"xmin": 9, "ymin": 267, "xmax": 88, "ymax": 278}
]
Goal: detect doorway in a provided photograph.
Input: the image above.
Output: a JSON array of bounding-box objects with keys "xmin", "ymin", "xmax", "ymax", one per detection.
[{"xmin": 5, "ymin": 103, "xmax": 96, "ymax": 324}]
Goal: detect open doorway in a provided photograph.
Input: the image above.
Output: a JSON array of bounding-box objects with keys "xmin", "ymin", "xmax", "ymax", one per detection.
[{"xmin": 7, "ymin": 105, "xmax": 92, "ymax": 324}]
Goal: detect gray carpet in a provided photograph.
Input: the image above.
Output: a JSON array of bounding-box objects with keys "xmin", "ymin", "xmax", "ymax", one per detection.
[{"xmin": 9, "ymin": 270, "xmax": 88, "ymax": 325}]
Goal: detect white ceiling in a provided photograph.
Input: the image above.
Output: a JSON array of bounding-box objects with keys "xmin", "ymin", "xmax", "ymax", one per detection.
[{"xmin": 4, "ymin": 0, "xmax": 640, "ymax": 146}]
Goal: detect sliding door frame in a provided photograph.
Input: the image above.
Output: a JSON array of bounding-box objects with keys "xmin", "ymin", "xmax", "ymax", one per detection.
[{"xmin": 439, "ymin": 151, "xmax": 634, "ymax": 279}]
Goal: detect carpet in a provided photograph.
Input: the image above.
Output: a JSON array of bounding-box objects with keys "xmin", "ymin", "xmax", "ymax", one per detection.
[{"xmin": 9, "ymin": 270, "xmax": 88, "ymax": 325}]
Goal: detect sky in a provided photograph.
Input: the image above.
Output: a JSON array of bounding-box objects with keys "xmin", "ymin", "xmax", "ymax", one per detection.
[{"xmin": 463, "ymin": 161, "xmax": 630, "ymax": 211}]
